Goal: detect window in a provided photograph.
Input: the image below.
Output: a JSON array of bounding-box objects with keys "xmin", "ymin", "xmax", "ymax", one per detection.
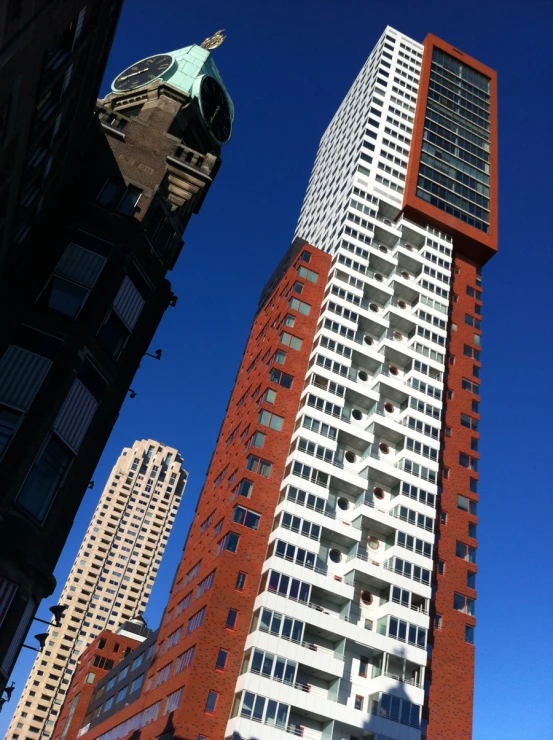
[
  {"xmin": 186, "ymin": 607, "xmax": 206, "ymax": 635},
  {"xmin": 0, "ymin": 406, "xmax": 22, "ymax": 459},
  {"xmin": 298, "ymin": 265, "xmax": 318, "ymax": 283},
  {"xmin": 457, "ymin": 495, "xmax": 477, "ymax": 515},
  {"xmin": 226, "ymin": 609, "xmax": 238, "ymax": 629},
  {"xmin": 459, "ymin": 452, "xmax": 478, "ymax": 471},
  {"xmin": 280, "ymin": 332, "xmax": 302, "ymax": 351},
  {"xmin": 359, "ymin": 656, "xmax": 369, "ymax": 677},
  {"xmin": 300, "ymin": 251, "xmax": 311, "ymax": 263},
  {"xmin": 460, "ymin": 413, "xmax": 478, "ymax": 431},
  {"xmin": 464, "ymin": 314, "xmax": 482, "ymax": 330},
  {"xmin": 117, "ymin": 186, "xmax": 142, "ymax": 216},
  {"xmin": 472, "ymin": 399, "xmax": 480, "ymax": 414},
  {"xmin": 231, "ymin": 479, "xmax": 253, "ymax": 500},
  {"xmin": 232, "ymin": 506, "xmax": 260, "ymax": 530},
  {"xmin": 130, "ymin": 675, "xmax": 144, "ymax": 693},
  {"xmin": 116, "ymin": 686, "xmax": 128, "ymax": 703},
  {"xmin": 246, "ymin": 455, "xmax": 272, "ymax": 478},
  {"xmin": 175, "ymin": 645, "xmax": 195, "ymax": 673},
  {"xmin": 456, "ymin": 541, "xmax": 476, "ymax": 563},
  {"xmin": 273, "ymin": 349, "xmax": 286, "ymax": 364},
  {"xmin": 42, "ymin": 276, "xmax": 90, "ymax": 319},
  {"xmin": 468, "ymin": 522, "xmax": 477, "ymax": 538},
  {"xmin": 470, "ymin": 478, "xmax": 478, "ymax": 493},
  {"xmin": 438, "ymin": 560, "xmax": 445, "ymax": 575},
  {"xmin": 85, "ymin": 672, "xmax": 95, "ymax": 684},
  {"xmin": 215, "ymin": 649, "xmax": 228, "ymax": 671},
  {"xmin": 465, "ymin": 625, "xmax": 475, "ymax": 644},
  {"xmin": 258, "ymin": 410, "xmax": 284, "ymax": 431},
  {"xmin": 463, "ymin": 345, "xmax": 481, "ymax": 361},
  {"xmin": 269, "ymin": 368, "xmax": 293, "ymax": 389},
  {"xmin": 235, "ymin": 572, "xmax": 247, "ymax": 591},
  {"xmin": 467, "ymin": 571, "xmax": 477, "ymax": 589},
  {"xmin": 246, "ymin": 431, "xmax": 265, "ymax": 450},
  {"xmin": 164, "ymin": 688, "xmax": 183, "ymax": 716},
  {"xmin": 205, "ymin": 691, "xmax": 218, "ymax": 714},
  {"xmin": 196, "ymin": 570, "xmax": 216, "ymax": 599},
  {"xmin": 97, "ymin": 178, "xmax": 120, "ymax": 206},
  {"xmin": 292, "ymin": 281, "xmax": 303, "ymax": 294},
  {"xmin": 435, "ymin": 613, "xmax": 443, "ymax": 629},
  {"xmin": 16, "ymin": 434, "xmax": 73, "ymax": 523},
  {"xmin": 289, "ymin": 297, "xmax": 310, "ymax": 315},
  {"xmin": 216, "ymin": 532, "xmax": 240, "ymax": 555},
  {"xmin": 97, "ymin": 311, "xmax": 130, "ymax": 358},
  {"xmin": 453, "ymin": 593, "xmax": 475, "ymax": 616},
  {"xmin": 283, "ymin": 314, "xmax": 295, "ymax": 327},
  {"xmin": 462, "ymin": 378, "xmax": 480, "ymax": 394},
  {"xmin": 354, "ymin": 695, "xmax": 364, "ymax": 711}
]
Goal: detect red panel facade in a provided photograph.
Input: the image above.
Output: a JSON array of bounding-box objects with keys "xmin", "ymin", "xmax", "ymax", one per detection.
[
  {"xmin": 52, "ymin": 631, "xmax": 140, "ymax": 740},
  {"xmin": 426, "ymin": 255, "xmax": 482, "ymax": 740},
  {"xmin": 78, "ymin": 242, "xmax": 331, "ymax": 740},
  {"xmin": 403, "ymin": 34, "xmax": 498, "ymax": 264}
]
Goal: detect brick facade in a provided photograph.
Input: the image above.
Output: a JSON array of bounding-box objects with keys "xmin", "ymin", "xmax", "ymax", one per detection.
[
  {"xmin": 425, "ymin": 255, "xmax": 481, "ymax": 740},
  {"xmin": 51, "ymin": 631, "xmax": 141, "ymax": 740},
  {"xmin": 77, "ymin": 240, "xmax": 331, "ymax": 740}
]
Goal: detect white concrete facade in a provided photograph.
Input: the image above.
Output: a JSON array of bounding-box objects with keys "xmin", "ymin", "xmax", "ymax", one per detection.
[
  {"xmin": 227, "ymin": 27, "xmax": 454, "ymax": 740},
  {"xmin": 8, "ymin": 440, "xmax": 187, "ymax": 740}
]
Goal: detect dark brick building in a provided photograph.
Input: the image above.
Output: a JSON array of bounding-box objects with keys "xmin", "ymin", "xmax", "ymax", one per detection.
[{"xmin": 0, "ymin": 19, "xmax": 233, "ymax": 698}]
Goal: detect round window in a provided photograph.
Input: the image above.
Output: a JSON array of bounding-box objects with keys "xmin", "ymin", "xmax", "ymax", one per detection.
[
  {"xmin": 337, "ymin": 497, "xmax": 349, "ymax": 511},
  {"xmin": 358, "ymin": 370, "xmax": 369, "ymax": 382},
  {"xmin": 352, "ymin": 409, "xmax": 363, "ymax": 421},
  {"xmin": 374, "ymin": 273, "xmax": 383, "ymax": 282},
  {"xmin": 345, "ymin": 450, "xmax": 356, "ymax": 464},
  {"xmin": 369, "ymin": 303, "xmax": 379, "ymax": 313},
  {"xmin": 397, "ymin": 300, "xmax": 407, "ymax": 309},
  {"xmin": 379, "ymin": 443, "xmax": 390, "ymax": 454},
  {"xmin": 360, "ymin": 591, "xmax": 373, "ymax": 605},
  {"xmin": 393, "ymin": 331, "xmax": 403, "ymax": 341},
  {"xmin": 379, "ymin": 245, "xmax": 388, "ymax": 254},
  {"xmin": 384, "ymin": 402, "xmax": 394, "ymax": 414},
  {"xmin": 405, "ymin": 243, "xmax": 413, "ymax": 251},
  {"xmin": 373, "ymin": 487, "xmax": 385, "ymax": 500},
  {"xmin": 389, "ymin": 365, "xmax": 399, "ymax": 376},
  {"xmin": 329, "ymin": 549, "xmax": 342, "ymax": 563},
  {"xmin": 401, "ymin": 271, "xmax": 410, "ymax": 280},
  {"xmin": 364, "ymin": 335, "xmax": 373, "ymax": 346},
  {"xmin": 368, "ymin": 536, "xmax": 380, "ymax": 550}
]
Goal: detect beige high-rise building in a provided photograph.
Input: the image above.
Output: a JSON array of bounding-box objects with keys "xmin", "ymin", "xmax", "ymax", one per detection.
[{"xmin": 7, "ymin": 440, "xmax": 187, "ymax": 740}]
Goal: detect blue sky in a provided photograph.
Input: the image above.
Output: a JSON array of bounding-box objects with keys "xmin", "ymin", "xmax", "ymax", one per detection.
[{"xmin": 4, "ymin": 1, "xmax": 553, "ymax": 737}]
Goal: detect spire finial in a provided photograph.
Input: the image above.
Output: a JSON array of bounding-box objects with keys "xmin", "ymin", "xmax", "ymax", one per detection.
[{"xmin": 200, "ymin": 29, "xmax": 226, "ymax": 51}]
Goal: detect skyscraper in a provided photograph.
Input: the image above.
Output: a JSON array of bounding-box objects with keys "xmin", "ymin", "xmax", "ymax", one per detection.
[
  {"xmin": 0, "ymin": 31, "xmax": 232, "ymax": 694},
  {"xmin": 60, "ymin": 25, "xmax": 496, "ymax": 740},
  {"xmin": 7, "ymin": 440, "xmax": 187, "ymax": 740}
]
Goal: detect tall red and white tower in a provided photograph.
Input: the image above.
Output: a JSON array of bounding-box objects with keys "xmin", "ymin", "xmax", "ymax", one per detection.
[{"xmin": 71, "ymin": 26, "xmax": 496, "ymax": 740}]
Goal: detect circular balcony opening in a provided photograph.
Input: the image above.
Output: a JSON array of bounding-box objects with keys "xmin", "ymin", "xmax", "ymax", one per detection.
[
  {"xmin": 397, "ymin": 300, "xmax": 407, "ymax": 309},
  {"xmin": 329, "ymin": 549, "xmax": 342, "ymax": 564},
  {"xmin": 360, "ymin": 591, "xmax": 373, "ymax": 605},
  {"xmin": 383, "ymin": 219, "xmax": 392, "ymax": 226},
  {"xmin": 389, "ymin": 365, "xmax": 399, "ymax": 376},
  {"xmin": 373, "ymin": 487, "xmax": 385, "ymax": 500},
  {"xmin": 358, "ymin": 370, "xmax": 369, "ymax": 382},
  {"xmin": 405, "ymin": 243, "xmax": 413, "ymax": 251},
  {"xmin": 368, "ymin": 536, "xmax": 380, "ymax": 550},
  {"xmin": 384, "ymin": 402, "xmax": 394, "ymax": 414},
  {"xmin": 337, "ymin": 497, "xmax": 350, "ymax": 511},
  {"xmin": 393, "ymin": 331, "xmax": 403, "ymax": 341},
  {"xmin": 379, "ymin": 245, "xmax": 388, "ymax": 254},
  {"xmin": 352, "ymin": 409, "xmax": 363, "ymax": 421},
  {"xmin": 374, "ymin": 273, "xmax": 383, "ymax": 282},
  {"xmin": 379, "ymin": 443, "xmax": 390, "ymax": 454},
  {"xmin": 364, "ymin": 335, "xmax": 373, "ymax": 346},
  {"xmin": 345, "ymin": 451, "xmax": 356, "ymax": 464},
  {"xmin": 369, "ymin": 303, "xmax": 379, "ymax": 313},
  {"xmin": 401, "ymin": 271, "xmax": 410, "ymax": 280}
]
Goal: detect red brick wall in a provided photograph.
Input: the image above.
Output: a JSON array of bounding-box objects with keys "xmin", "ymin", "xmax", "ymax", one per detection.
[
  {"xmin": 52, "ymin": 631, "xmax": 140, "ymax": 740},
  {"xmin": 426, "ymin": 255, "xmax": 481, "ymax": 740},
  {"xmin": 79, "ymin": 243, "xmax": 331, "ymax": 740}
]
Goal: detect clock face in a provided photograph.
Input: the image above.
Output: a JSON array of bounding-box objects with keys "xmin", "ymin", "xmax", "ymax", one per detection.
[
  {"xmin": 112, "ymin": 54, "xmax": 174, "ymax": 92},
  {"xmin": 200, "ymin": 76, "xmax": 232, "ymax": 144}
]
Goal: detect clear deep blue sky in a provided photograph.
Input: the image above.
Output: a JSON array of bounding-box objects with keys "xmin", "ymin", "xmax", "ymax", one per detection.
[{"xmin": 4, "ymin": 1, "xmax": 553, "ymax": 737}]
